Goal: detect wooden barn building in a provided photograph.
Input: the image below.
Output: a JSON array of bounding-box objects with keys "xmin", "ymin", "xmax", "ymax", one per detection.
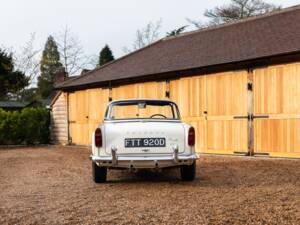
[{"xmin": 53, "ymin": 6, "xmax": 300, "ymax": 158}]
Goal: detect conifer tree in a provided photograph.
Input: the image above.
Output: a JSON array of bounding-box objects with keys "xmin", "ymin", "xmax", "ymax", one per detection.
[
  {"xmin": 0, "ymin": 49, "xmax": 28, "ymax": 100},
  {"xmin": 37, "ymin": 36, "xmax": 63, "ymax": 99},
  {"xmin": 98, "ymin": 45, "xmax": 114, "ymax": 67}
]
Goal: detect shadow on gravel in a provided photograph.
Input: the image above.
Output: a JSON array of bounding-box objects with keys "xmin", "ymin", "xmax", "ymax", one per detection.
[
  {"xmin": 104, "ymin": 168, "xmax": 205, "ymax": 185},
  {"xmin": 107, "ymin": 168, "xmax": 178, "ymax": 183},
  {"xmin": 102, "ymin": 158, "xmax": 300, "ymax": 188}
]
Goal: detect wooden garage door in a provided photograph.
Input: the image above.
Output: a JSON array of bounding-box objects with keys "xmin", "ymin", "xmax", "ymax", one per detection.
[
  {"xmin": 68, "ymin": 88, "xmax": 109, "ymax": 145},
  {"xmin": 170, "ymin": 71, "xmax": 248, "ymax": 154},
  {"xmin": 205, "ymin": 71, "xmax": 248, "ymax": 154},
  {"xmin": 87, "ymin": 88, "xmax": 109, "ymax": 145},
  {"xmin": 170, "ymin": 76, "xmax": 207, "ymax": 152},
  {"xmin": 68, "ymin": 90, "xmax": 88, "ymax": 145},
  {"xmin": 112, "ymin": 81, "xmax": 167, "ymax": 100},
  {"xmin": 112, "ymin": 81, "xmax": 167, "ymax": 118},
  {"xmin": 253, "ymin": 63, "xmax": 300, "ymax": 157}
]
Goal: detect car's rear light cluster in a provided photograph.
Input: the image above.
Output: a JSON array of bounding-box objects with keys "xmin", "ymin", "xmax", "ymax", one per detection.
[
  {"xmin": 95, "ymin": 128, "xmax": 102, "ymax": 147},
  {"xmin": 188, "ymin": 127, "xmax": 195, "ymax": 146}
]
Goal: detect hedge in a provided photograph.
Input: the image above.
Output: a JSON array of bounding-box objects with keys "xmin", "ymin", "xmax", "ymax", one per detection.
[{"xmin": 0, "ymin": 107, "xmax": 50, "ymax": 145}]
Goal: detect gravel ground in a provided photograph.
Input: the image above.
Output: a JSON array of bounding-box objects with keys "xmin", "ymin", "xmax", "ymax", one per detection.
[{"xmin": 0, "ymin": 146, "xmax": 299, "ymax": 225}]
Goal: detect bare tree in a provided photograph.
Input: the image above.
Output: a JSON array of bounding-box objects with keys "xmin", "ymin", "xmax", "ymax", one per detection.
[
  {"xmin": 14, "ymin": 33, "xmax": 40, "ymax": 85},
  {"xmin": 56, "ymin": 26, "xmax": 96, "ymax": 76},
  {"xmin": 123, "ymin": 20, "xmax": 162, "ymax": 53},
  {"xmin": 0, "ymin": 44, "xmax": 14, "ymax": 54},
  {"xmin": 185, "ymin": 18, "xmax": 205, "ymax": 29},
  {"xmin": 187, "ymin": 0, "xmax": 281, "ymax": 28}
]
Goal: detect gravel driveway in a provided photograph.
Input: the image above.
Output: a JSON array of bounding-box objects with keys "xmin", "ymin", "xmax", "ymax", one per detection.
[{"xmin": 0, "ymin": 146, "xmax": 299, "ymax": 225}]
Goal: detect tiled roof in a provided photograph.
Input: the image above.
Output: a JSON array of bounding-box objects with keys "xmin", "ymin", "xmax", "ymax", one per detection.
[
  {"xmin": 0, "ymin": 101, "xmax": 29, "ymax": 108},
  {"xmin": 57, "ymin": 5, "xmax": 300, "ymax": 90}
]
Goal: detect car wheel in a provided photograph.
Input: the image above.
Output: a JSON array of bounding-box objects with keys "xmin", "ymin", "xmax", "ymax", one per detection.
[
  {"xmin": 92, "ymin": 161, "xmax": 107, "ymax": 183},
  {"xmin": 180, "ymin": 161, "xmax": 196, "ymax": 181}
]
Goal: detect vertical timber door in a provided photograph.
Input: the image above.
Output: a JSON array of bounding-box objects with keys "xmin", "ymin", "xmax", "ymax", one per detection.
[
  {"xmin": 68, "ymin": 88, "xmax": 109, "ymax": 145},
  {"xmin": 68, "ymin": 90, "xmax": 89, "ymax": 145},
  {"xmin": 87, "ymin": 88, "xmax": 109, "ymax": 145},
  {"xmin": 170, "ymin": 72, "xmax": 248, "ymax": 154},
  {"xmin": 111, "ymin": 81, "xmax": 167, "ymax": 118},
  {"xmin": 253, "ymin": 63, "xmax": 300, "ymax": 157},
  {"xmin": 205, "ymin": 71, "xmax": 248, "ymax": 154},
  {"xmin": 111, "ymin": 81, "xmax": 167, "ymax": 100},
  {"xmin": 170, "ymin": 76, "xmax": 207, "ymax": 152}
]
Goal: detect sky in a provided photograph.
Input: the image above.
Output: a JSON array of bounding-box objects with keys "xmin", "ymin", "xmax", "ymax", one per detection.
[{"xmin": 1, "ymin": 0, "xmax": 299, "ymax": 60}]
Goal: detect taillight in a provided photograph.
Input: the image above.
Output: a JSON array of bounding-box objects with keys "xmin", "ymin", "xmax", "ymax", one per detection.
[
  {"xmin": 188, "ymin": 127, "xmax": 195, "ymax": 146},
  {"xmin": 95, "ymin": 128, "xmax": 102, "ymax": 147}
]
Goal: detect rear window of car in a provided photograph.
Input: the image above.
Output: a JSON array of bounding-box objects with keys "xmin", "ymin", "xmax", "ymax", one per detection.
[{"xmin": 105, "ymin": 100, "xmax": 180, "ymax": 120}]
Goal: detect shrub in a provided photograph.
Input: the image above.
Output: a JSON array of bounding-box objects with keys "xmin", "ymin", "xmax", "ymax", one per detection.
[{"xmin": 0, "ymin": 108, "xmax": 50, "ymax": 145}]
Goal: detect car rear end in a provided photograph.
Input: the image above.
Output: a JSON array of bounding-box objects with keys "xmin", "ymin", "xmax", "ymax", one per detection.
[
  {"xmin": 91, "ymin": 99, "xmax": 198, "ymax": 182},
  {"xmin": 92, "ymin": 120, "xmax": 197, "ymax": 169}
]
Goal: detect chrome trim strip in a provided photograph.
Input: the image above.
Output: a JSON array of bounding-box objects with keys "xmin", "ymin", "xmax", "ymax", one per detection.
[
  {"xmin": 91, "ymin": 154, "xmax": 198, "ymax": 162},
  {"xmin": 104, "ymin": 119, "xmax": 181, "ymax": 123}
]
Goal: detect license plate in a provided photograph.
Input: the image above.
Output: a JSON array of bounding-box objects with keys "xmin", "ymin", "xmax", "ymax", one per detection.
[{"xmin": 125, "ymin": 138, "xmax": 166, "ymax": 148}]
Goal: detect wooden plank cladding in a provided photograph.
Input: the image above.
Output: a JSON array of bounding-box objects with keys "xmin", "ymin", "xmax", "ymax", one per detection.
[
  {"xmin": 254, "ymin": 63, "xmax": 300, "ymax": 114},
  {"xmin": 206, "ymin": 71, "xmax": 248, "ymax": 116},
  {"xmin": 170, "ymin": 76, "xmax": 206, "ymax": 118},
  {"xmin": 65, "ymin": 62, "xmax": 300, "ymax": 158},
  {"xmin": 253, "ymin": 62, "xmax": 300, "ymax": 157},
  {"xmin": 112, "ymin": 82, "xmax": 167, "ymax": 100},
  {"xmin": 170, "ymin": 76, "xmax": 207, "ymax": 152},
  {"xmin": 207, "ymin": 120, "xmax": 247, "ymax": 153},
  {"xmin": 68, "ymin": 82, "xmax": 167, "ymax": 145},
  {"xmin": 68, "ymin": 88, "xmax": 109, "ymax": 145},
  {"xmin": 170, "ymin": 71, "xmax": 248, "ymax": 154},
  {"xmin": 206, "ymin": 71, "xmax": 248, "ymax": 154},
  {"xmin": 50, "ymin": 92, "xmax": 68, "ymax": 144},
  {"xmin": 111, "ymin": 82, "xmax": 168, "ymax": 119},
  {"xmin": 254, "ymin": 118, "xmax": 300, "ymax": 156}
]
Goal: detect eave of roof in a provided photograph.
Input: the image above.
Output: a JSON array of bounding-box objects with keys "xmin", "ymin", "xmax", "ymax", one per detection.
[{"xmin": 0, "ymin": 101, "xmax": 29, "ymax": 108}]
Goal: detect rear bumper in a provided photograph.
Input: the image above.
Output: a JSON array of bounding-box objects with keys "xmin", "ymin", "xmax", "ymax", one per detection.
[{"xmin": 90, "ymin": 153, "xmax": 198, "ymax": 169}]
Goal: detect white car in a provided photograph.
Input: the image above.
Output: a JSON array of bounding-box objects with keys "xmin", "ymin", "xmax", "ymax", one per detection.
[{"xmin": 91, "ymin": 99, "xmax": 198, "ymax": 183}]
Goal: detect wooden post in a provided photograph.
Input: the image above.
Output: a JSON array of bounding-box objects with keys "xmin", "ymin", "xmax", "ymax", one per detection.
[
  {"xmin": 247, "ymin": 69, "xmax": 254, "ymax": 156},
  {"xmin": 66, "ymin": 92, "xmax": 71, "ymax": 145},
  {"xmin": 108, "ymin": 81, "xmax": 112, "ymax": 102}
]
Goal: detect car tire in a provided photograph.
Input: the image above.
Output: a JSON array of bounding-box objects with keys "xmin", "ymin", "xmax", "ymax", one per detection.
[
  {"xmin": 180, "ymin": 161, "xmax": 196, "ymax": 181},
  {"xmin": 92, "ymin": 161, "xmax": 107, "ymax": 183}
]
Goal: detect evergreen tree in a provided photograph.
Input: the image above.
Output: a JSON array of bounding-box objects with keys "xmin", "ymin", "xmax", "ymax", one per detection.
[
  {"xmin": 0, "ymin": 49, "xmax": 28, "ymax": 100},
  {"xmin": 19, "ymin": 88, "xmax": 37, "ymax": 102},
  {"xmin": 37, "ymin": 36, "xmax": 64, "ymax": 99},
  {"xmin": 98, "ymin": 45, "xmax": 114, "ymax": 67}
]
